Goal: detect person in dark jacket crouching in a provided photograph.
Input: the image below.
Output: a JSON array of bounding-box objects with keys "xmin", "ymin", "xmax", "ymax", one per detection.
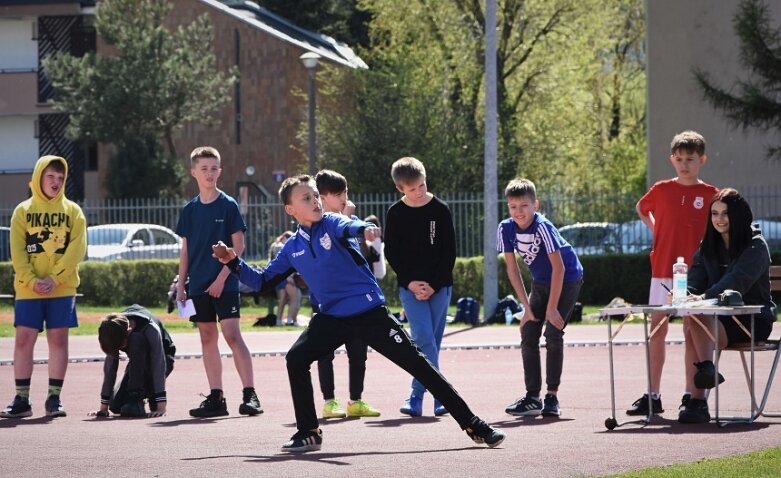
[{"xmin": 90, "ymin": 305, "xmax": 176, "ymax": 418}]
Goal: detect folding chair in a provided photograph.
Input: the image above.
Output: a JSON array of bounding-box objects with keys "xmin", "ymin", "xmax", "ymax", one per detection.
[
  {"xmin": 713, "ymin": 310, "xmax": 781, "ymax": 427},
  {"xmin": 713, "ymin": 268, "xmax": 781, "ymax": 425}
]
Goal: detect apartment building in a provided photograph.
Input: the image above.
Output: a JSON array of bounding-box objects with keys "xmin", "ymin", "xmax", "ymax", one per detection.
[{"xmin": 0, "ymin": 0, "xmax": 366, "ymax": 202}]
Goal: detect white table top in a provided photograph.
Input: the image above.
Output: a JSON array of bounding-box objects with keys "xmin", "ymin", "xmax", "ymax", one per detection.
[{"xmin": 599, "ymin": 304, "xmax": 764, "ymax": 316}]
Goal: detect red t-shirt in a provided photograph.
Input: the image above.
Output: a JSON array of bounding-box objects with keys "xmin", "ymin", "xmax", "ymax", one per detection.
[{"xmin": 638, "ymin": 179, "xmax": 719, "ymax": 277}]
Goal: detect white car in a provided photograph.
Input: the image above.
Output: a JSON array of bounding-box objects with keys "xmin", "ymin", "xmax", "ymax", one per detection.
[
  {"xmin": 558, "ymin": 222, "xmax": 621, "ymax": 256},
  {"xmin": 618, "ymin": 219, "xmax": 654, "ymax": 254},
  {"xmin": 87, "ymin": 224, "xmax": 182, "ymax": 261}
]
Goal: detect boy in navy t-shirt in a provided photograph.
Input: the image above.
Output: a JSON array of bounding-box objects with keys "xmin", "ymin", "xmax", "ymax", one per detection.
[
  {"xmin": 497, "ymin": 178, "xmax": 583, "ymax": 418},
  {"xmin": 212, "ymin": 174, "xmax": 505, "ymax": 453},
  {"xmin": 176, "ymin": 146, "xmax": 262, "ymax": 418}
]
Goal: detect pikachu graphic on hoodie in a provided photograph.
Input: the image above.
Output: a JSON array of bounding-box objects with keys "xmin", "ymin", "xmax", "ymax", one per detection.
[{"xmin": 10, "ymin": 156, "xmax": 87, "ymax": 299}]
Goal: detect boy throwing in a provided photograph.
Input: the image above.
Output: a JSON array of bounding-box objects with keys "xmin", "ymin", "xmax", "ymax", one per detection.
[{"xmin": 213, "ymin": 174, "xmax": 505, "ymax": 452}]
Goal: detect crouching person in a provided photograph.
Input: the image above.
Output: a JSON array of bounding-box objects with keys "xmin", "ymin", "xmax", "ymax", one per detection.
[{"xmin": 91, "ymin": 305, "xmax": 176, "ymax": 418}]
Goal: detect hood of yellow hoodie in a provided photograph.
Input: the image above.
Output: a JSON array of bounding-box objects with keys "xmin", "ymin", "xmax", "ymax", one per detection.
[{"xmin": 30, "ymin": 155, "xmax": 68, "ymax": 204}]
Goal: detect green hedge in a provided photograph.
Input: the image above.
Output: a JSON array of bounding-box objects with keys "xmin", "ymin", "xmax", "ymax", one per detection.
[{"xmin": 1, "ymin": 251, "xmax": 778, "ymax": 308}]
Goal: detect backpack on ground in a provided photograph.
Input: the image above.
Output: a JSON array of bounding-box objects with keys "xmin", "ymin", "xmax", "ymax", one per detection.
[
  {"xmin": 454, "ymin": 297, "xmax": 480, "ymax": 325},
  {"xmin": 488, "ymin": 295, "xmax": 523, "ymax": 324}
]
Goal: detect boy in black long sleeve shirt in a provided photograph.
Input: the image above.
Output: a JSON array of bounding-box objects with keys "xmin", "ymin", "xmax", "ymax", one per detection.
[{"xmin": 384, "ymin": 157, "xmax": 456, "ymax": 417}]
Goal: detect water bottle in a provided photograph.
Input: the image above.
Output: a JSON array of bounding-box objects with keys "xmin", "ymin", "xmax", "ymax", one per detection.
[
  {"xmin": 672, "ymin": 256, "xmax": 688, "ymax": 306},
  {"xmin": 504, "ymin": 307, "xmax": 513, "ymax": 325}
]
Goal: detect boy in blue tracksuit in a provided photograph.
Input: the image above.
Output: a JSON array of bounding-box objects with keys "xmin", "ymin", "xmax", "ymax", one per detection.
[{"xmin": 212, "ymin": 174, "xmax": 505, "ymax": 453}]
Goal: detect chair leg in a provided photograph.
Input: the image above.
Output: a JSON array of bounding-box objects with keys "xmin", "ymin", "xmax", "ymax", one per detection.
[{"xmin": 718, "ymin": 344, "xmax": 781, "ymax": 427}]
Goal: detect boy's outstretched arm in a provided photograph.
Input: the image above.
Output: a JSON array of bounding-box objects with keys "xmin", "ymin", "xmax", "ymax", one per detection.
[{"xmin": 212, "ymin": 241, "xmax": 287, "ymax": 293}]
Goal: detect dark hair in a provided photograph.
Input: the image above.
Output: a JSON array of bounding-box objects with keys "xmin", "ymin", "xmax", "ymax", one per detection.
[
  {"xmin": 700, "ymin": 188, "xmax": 754, "ymax": 260},
  {"xmin": 315, "ymin": 169, "xmax": 347, "ymax": 195},
  {"xmin": 46, "ymin": 159, "xmax": 66, "ymax": 173},
  {"xmin": 504, "ymin": 178, "xmax": 537, "ymax": 201},
  {"xmin": 189, "ymin": 146, "xmax": 221, "ymax": 167},
  {"xmin": 390, "ymin": 157, "xmax": 426, "ymax": 186},
  {"xmin": 98, "ymin": 314, "xmax": 130, "ymax": 356},
  {"xmin": 278, "ymin": 175, "xmax": 316, "ymax": 205},
  {"xmin": 363, "ymin": 214, "xmax": 380, "ymax": 228},
  {"xmin": 670, "ymin": 130, "xmax": 706, "ymax": 156}
]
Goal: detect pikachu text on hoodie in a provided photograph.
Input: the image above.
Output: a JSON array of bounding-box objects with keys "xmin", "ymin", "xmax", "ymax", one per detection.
[{"xmin": 10, "ymin": 156, "xmax": 87, "ymax": 299}]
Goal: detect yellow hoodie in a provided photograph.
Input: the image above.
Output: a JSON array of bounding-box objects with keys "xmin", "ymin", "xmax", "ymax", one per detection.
[{"xmin": 11, "ymin": 155, "xmax": 87, "ymax": 299}]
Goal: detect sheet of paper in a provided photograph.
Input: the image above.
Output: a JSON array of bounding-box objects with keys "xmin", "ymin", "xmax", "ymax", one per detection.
[{"xmin": 177, "ymin": 299, "xmax": 196, "ymax": 318}]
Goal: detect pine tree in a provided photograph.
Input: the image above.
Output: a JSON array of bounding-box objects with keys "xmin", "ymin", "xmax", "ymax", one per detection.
[{"xmin": 694, "ymin": 0, "xmax": 781, "ymax": 159}]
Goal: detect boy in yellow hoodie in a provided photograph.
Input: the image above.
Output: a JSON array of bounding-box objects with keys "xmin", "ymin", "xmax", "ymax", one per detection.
[{"xmin": 0, "ymin": 156, "xmax": 86, "ymax": 419}]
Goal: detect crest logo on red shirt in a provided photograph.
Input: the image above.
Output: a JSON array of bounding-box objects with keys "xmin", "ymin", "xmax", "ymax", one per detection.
[{"xmin": 693, "ymin": 196, "xmax": 704, "ymax": 209}]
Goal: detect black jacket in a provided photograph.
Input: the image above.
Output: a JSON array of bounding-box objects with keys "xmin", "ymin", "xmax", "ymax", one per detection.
[{"xmin": 688, "ymin": 226, "xmax": 777, "ymax": 321}]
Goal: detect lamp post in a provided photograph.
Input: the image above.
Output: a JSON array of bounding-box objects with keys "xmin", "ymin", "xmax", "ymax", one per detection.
[{"xmin": 300, "ymin": 52, "xmax": 321, "ymax": 175}]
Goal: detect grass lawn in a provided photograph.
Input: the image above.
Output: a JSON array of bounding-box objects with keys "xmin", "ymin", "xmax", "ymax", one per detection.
[{"xmin": 602, "ymin": 446, "xmax": 781, "ymax": 477}]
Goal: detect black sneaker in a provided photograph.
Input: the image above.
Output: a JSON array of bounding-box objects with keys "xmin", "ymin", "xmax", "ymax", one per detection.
[
  {"xmin": 189, "ymin": 393, "xmax": 229, "ymax": 418},
  {"xmin": 542, "ymin": 393, "xmax": 561, "ymax": 417},
  {"xmin": 678, "ymin": 398, "xmax": 710, "ymax": 424},
  {"xmin": 281, "ymin": 428, "xmax": 323, "ymax": 452},
  {"xmin": 693, "ymin": 361, "xmax": 725, "ymax": 389},
  {"xmin": 44, "ymin": 395, "xmax": 67, "ymax": 418},
  {"xmin": 465, "ymin": 416, "xmax": 506, "ymax": 448},
  {"xmin": 626, "ymin": 394, "xmax": 664, "ymax": 416},
  {"xmin": 0, "ymin": 395, "xmax": 32, "ymax": 418},
  {"xmin": 678, "ymin": 393, "xmax": 691, "ymax": 412},
  {"xmin": 238, "ymin": 388, "xmax": 263, "ymax": 416},
  {"xmin": 505, "ymin": 395, "xmax": 542, "ymax": 416},
  {"xmin": 120, "ymin": 393, "xmax": 146, "ymax": 418}
]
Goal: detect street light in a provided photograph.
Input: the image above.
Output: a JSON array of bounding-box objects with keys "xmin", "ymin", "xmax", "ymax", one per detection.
[{"xmin": 300, "ymin": 52, "xmax": 321, "ymax": 175}]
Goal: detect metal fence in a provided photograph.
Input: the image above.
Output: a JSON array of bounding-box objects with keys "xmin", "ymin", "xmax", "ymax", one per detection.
[{"xmin": 1, "ymin": 185, "xmax": 779, "ymax": 260}]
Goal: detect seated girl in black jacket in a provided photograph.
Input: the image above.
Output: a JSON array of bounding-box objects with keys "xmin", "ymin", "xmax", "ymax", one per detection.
[{"xmin": 680, "ymin": 188, "xmax": 777, "ymax": 424}]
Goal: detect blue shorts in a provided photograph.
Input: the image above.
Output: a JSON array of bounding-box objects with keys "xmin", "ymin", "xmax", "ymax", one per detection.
[
  {"xmin": 14, "ymin": 296, "xmax": 78, "ymax": 331},
  {"xmin": 190, "ymin": 292, "xmax": 241, "ymax": 322}
]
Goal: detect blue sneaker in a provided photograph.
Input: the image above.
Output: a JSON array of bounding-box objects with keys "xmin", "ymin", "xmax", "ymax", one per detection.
[
  {"xmin": 434, "ymin": 399, "xmax": 448, "ymax": 416},
  {"xmin": 400, "ymin": 395, "xmax": 423, "ymax": 417}
]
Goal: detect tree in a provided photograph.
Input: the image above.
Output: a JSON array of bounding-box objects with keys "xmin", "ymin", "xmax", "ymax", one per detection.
[
  {"xmin": 317, "ymin": 0, "xmax": 646, "ymax": 196},
  {"xmin": 43, "ymin": 0, "xmax": 236, "ymax": 198},
  {"xmin": 694, "ymin": 0, "xmax": 781, "ymax": 160},
  {"xmin": 258, "ymin": 0, "xmax": 372, "ymax": 48}
]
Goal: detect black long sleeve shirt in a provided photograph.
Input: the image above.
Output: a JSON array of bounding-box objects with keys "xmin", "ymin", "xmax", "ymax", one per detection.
[{"xmin": 384, "ymin": 196, "xmax": 456, "ymax": 292}]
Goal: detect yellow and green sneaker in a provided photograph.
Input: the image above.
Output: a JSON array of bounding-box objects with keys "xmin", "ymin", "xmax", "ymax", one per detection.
[
  {"xmin": 346, "ymin": 399, "xmax": 381, "ymax": 417},
  {"xmin": 322, "ymin": 399, "xmax": 346, "ymax": 419}
]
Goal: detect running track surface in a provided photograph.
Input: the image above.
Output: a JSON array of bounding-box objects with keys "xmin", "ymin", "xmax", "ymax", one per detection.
[{"xmin": 1, "ymin": 322, "xmax": 780, "ymax": 477}]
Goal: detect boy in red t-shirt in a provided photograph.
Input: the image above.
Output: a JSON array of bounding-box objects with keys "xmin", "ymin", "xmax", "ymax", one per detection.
[{"xmin": 626, "ymin": 131, "xmax": 719, "ymax": 417}]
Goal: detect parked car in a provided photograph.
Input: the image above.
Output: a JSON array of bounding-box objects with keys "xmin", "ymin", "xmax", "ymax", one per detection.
[
  {"xmin": 87, "ymin": 224, "xmax": 182, "ymax": 261},
  {"xmin": 618, "ymin": 219, "xmax": 653, "ymax": 254},
  {"xmin": 558, "ymin": 222, "xmax": 621, "ymax": 256},
  {"xmin": 0, "ymin": 226, "xmax": 9, "ymax": 262}
]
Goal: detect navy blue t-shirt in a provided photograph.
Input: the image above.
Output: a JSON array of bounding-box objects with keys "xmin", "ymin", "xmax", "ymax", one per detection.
[
  {"xmin": 496, "ymin": 213, "xmax": 583, "ymax": 285},
  {"xmin": 176, "ymin": 191, "xmax": 247, "ymax": 296}
]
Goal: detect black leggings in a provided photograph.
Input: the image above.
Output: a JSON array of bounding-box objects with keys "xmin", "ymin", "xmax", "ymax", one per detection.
[
  {"xmin": 286, "ymin": 306, "xmax": 476, "ymax": 432},
  {"xmin": 317, "ymin": 338, "xmax": 368, "ymax": 401}
]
